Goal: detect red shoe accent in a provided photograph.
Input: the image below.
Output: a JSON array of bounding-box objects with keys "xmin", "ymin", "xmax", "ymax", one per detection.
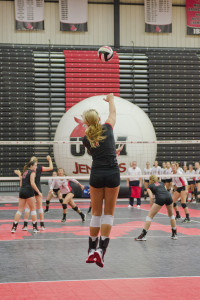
[
  {"xmin": 86, "ymin": 250, "xmax": 95, "ymax": 263},
  {"xmin": 93, "ymin": 251, "xmax": 104, "ymax": 268}
]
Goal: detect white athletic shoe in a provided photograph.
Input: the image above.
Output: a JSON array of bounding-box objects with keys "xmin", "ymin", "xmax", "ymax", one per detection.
[
  {"xmin": 33, "ymin": 227, "xmax": 40, "ymax": 233},
  {"xmin": 128, "ymin": 205, "xmax": 133, "ymax": 208},
  {"xmin": 40, "ymin": 226, "xmax": 46, "ymax": 231},
  {"xmin": 137, "ymin": 205, "xmax": 141, "ymax": 209},
  {"xmin": 135, "ymin": 234, "xmax": 147, "ymax": 241},
  {"xmin": 22, "ymin": 226, "xmax": 28, "ymax": 231}
]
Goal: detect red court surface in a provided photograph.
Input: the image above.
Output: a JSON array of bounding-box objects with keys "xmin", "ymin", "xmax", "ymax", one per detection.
[{"xmin": 0, "ymin": 277, "xmax": 199, "ymax": 300}]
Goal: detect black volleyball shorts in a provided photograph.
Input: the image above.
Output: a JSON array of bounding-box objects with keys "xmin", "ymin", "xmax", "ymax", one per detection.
[{"xmin": 90, "ymin": 168, "xmax": 120, "ymax": 188}]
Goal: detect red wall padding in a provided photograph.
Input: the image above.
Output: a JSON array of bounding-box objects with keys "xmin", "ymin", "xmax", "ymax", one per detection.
[{"xmin": 63, "ymin": 50, "xmax": 120, "ymax": 111}]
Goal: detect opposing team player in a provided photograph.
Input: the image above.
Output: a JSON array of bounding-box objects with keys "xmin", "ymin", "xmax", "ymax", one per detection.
[
  {"xmin": 44, "ymin": 170, "xmax": 62, "ymax": 213},
  {"xmin": 171, "ymin": 163, "xmax": 190, "ymax": 223},
  {"xmin": 50, "ymin": 168, "xmax": 86, "ymax": 223}
]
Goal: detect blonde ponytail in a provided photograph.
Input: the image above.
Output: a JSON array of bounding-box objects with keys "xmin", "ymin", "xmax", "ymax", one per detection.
[{"xmin": 83, "ymin": 109, "xmax": 106, "ymax": 148}]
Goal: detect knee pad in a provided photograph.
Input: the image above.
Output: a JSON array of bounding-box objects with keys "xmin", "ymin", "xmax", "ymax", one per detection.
[
  {"xmin": 173, "ymin": 203, "xmax": 177, "ymax": 208},
  {"xmin": 38, "ymin": 208, "xmax": 43, "ymax": 214},
  {"xmin": 46, "ymin": 200, "xmax": 50, "ymax": 205},
  {"xmin": 24, "ymin": 208, "xmax": 30, "ymax": 213},
  {"xmin": 72, "ymin": 206, "xmax": 78, "ymax": 212},
  {"xmin": 31, "ymin": 210, "xmax": 37, "ymax": 216},
  {"xmin": 181, "ymin": 203, "xmax": 187, "ymax": 209},
  {"xmin": 169, "ymin": 215, "xmax": 175, "ymax": 220},
  {"xmin": 62, "ymin": 204, "xmax": 67, "ymax": 210},
  {"xmin": 59, "ymin": 199, "xmax": 63, "ymax": 204},
  {"xmin": 101, "ymin": 215, "xmax": 114, "ymax": 226},
  {"xmin": 146, "ymin": 216, "xmax": 153, "ymax": 222},
  {"xmin": 90, "ymin": 215, "xmax": 101, "ymax": 227},
  {"xmin": 16, "ymin": 210, "xmax": 22, "ymax": 216}
]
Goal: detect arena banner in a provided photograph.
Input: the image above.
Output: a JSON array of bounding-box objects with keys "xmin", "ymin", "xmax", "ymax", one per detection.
[
  {"xmin": 186, "ymin": 0, "xmax": 200, "ymax": 35},
  {"xmin": 144, "ymin": 0, "xmax": 172, "ymax": 33},
  {"xmin": 15, "ymin": 0, "xmax": 44, "ymax": 30},
  {"xmin": 59, "ymin": 0, "xmax": 88, "ymax": 32}
]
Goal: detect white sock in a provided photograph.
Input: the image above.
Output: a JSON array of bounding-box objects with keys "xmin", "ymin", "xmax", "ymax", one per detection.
[
  {"xmin": 101, "ymin": 236, "xmax": 108, "ymax": 240},
  {"xmin": 90, "ymin": 236, "xmax": 98, "ymax": 241}
]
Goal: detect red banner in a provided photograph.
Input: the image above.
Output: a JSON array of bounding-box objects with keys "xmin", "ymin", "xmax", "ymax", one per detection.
[{"xmin": 186, "ymin": 0, "xmax": 200, "ymax": 35}]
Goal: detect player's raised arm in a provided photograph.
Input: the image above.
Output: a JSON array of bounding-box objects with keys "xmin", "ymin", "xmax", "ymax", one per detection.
[
  {"xmin": 104, "ymin": 93, "xmax": 116, "ymax": 128},
  {"xmin": 42, "ymin": 155, "xmax": 53, "ymax": 172}
]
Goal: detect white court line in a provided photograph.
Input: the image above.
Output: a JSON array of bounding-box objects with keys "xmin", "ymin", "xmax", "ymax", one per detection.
[
  {"xmin": 1, "ymin": 235, "xmax": 200, "ymax": 242},
  {"xmin": 0, "ymin": 275, "xmax": 200, "ymax": 285}
]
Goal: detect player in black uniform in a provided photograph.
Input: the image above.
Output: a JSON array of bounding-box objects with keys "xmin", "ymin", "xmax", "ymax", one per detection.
[
  {"xmin": 135, "ymin": 175, "xmax": 177, "ymax": 241},
  {"xmin": 22, "ymin": 155, "xmax": 53, "ymax": 230},
  {"xmin": 11, "ymin": 161, "xmax": 42, "ymax": 233},
  {"xmin": 82, "ymin": 93, "xmax": 122, "ymax": 268}
]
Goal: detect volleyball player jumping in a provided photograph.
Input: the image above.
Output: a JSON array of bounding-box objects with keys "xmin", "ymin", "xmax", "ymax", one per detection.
[
  {"xmin": 135, "ymin": 175, "xmax": 177, "ymax": 241},
  {"xmin": 50, "ymin": 168, "xmax": 86, "ymax": 223},
  {"xmin": 83, "ymin": 93, "xmax": 121, "ymax": 268},
  {"xmin": 171, "ymin": 163, "xmax": 191, "ymax": 223},
  {"xmin": 22, "ymin": 155, "xmax": 53, "ymax": 230},
  {"xmin": 11, "ymin": 161, "xmax": 42, "ymax": 233}
]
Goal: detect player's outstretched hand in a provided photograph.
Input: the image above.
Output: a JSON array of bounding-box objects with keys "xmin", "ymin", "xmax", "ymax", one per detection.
[
  {"xmin": 46, "ymin": 155, "xmax": 51, "ymax": 161},
  {"xmin": 103, "ymin": 93, "xmax": 114, "ymax": 103}
]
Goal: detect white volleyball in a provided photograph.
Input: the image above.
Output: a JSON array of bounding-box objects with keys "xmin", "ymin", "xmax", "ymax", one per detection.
[
  {"xmin": 98, "ymin": 46, "xmax": 113, "ymax": 62},
  {"xmin": 53, "ymin": 95, "xmax": 157, "ymax": 177}
]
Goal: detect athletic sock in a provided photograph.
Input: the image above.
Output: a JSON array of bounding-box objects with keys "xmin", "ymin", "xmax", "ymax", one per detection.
[
  {"xmin": 99, "ymin": 236, "xmax": 110, "ymax": 253},
  {"xmin": 142, "ymin": 229, "xmax": 147, "ymax": 236},
  {"xmin": 172, "ymin": 227, "xmax": 176, "ymax": 230},
  {"xmin": 90, "ymin": 236, "xmax": 98, "ymax": 242},
  {"xmin": 101, "ymin": 236, "xmax": 107, "ymax": 241},
  {"xmin": 63, "ymin": 213, "xmax": 67, "ymax": 218},
  {"xmin": 79, "ymin": 212, "xmax": 84, "ymax": 217},
  {"xmin": 40, "ymin": 221, "xmax": 44, "ymax": 227},
  {"xmin": 186, "ymin": 213, "xmax": 189, "ymax": 219}
]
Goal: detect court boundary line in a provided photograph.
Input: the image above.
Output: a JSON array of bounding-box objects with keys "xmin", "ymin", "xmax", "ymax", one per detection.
[
  {"xmin": 0, "ymin": 235, "xmax": 200, "ymax": 243},
  {"xmin": 0, "ymin": 275, "xmax": 200, "ymax": 285}
]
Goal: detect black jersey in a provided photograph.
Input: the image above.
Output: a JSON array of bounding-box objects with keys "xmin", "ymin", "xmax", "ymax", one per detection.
[
  {"xmin": 19, "ymin": 169, "xmax": 35, "ymax": 199},
  {"xmin": 148, "ymin": 182, "xmax": 171, "ymax": 200},
  {"xmin": 82, "ymin": 123, "xmax": 118, "ymax": 170},
  {"xmin": 35, "ymin": 164, "xmax": 43, "ymax": 187}
]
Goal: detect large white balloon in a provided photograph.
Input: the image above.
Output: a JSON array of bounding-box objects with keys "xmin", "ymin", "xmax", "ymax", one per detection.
[{"xmin": 54, "ymin": 95, "xmax": 157, "ymax": 176}]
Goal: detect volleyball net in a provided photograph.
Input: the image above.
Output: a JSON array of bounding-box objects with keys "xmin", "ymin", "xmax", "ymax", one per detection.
[{"xmin": 0, "ymin": 140, "xmax": 200, "ymax": 183}]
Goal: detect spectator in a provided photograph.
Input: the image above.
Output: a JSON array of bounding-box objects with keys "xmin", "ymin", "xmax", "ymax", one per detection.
[
  {"xmin": 127, "ymin": 161, "xmax": 142, "ymax": 209},
  {"xmin": 143, "ymin": 162, "xmax": 152, "ymax": 200}
]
